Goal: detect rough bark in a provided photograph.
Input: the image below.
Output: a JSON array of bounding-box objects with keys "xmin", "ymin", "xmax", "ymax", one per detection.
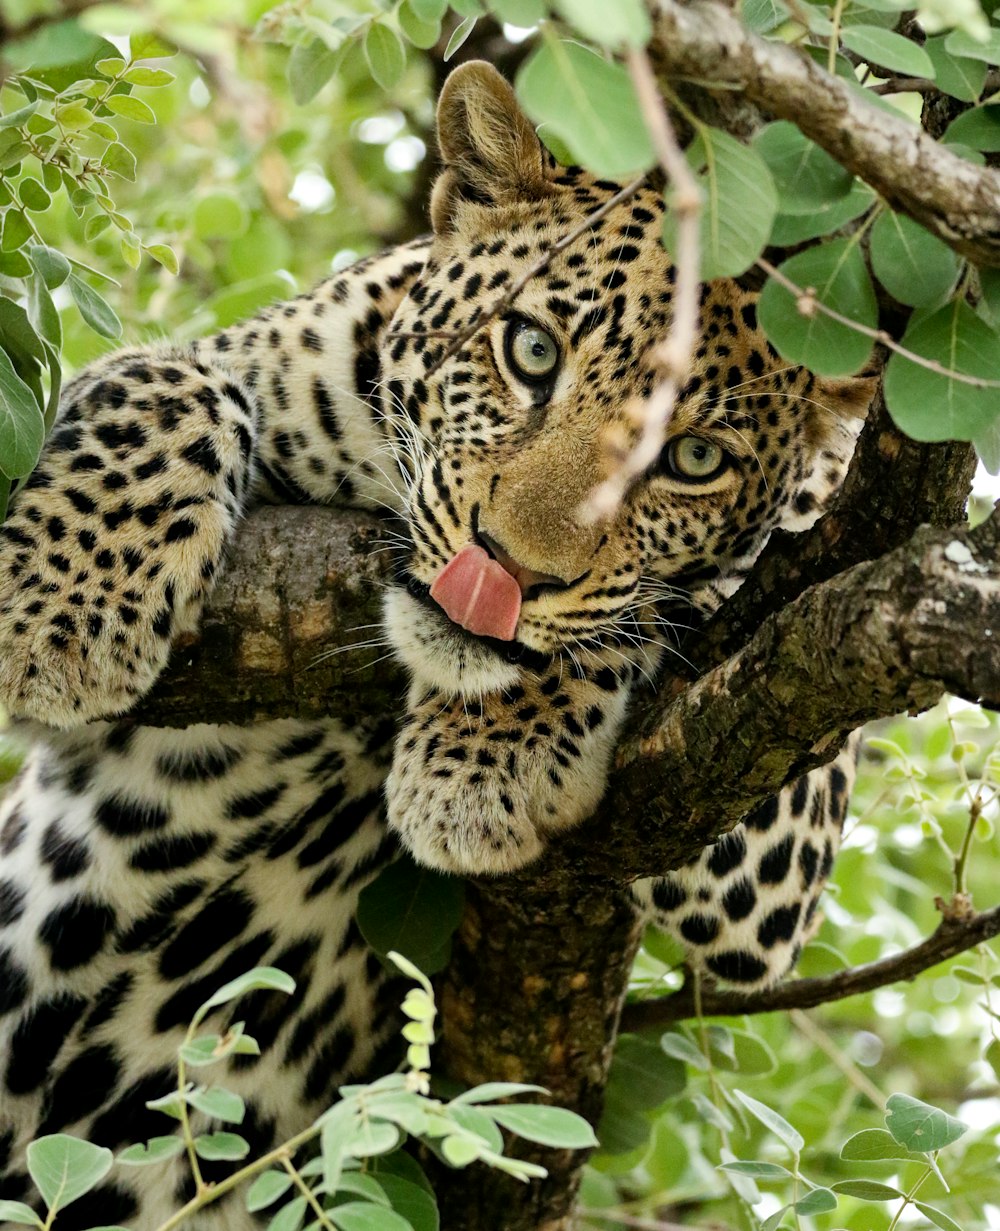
[{"xmin": 649, "ymin": 0, "xmax": 1000, "ymax": 267}]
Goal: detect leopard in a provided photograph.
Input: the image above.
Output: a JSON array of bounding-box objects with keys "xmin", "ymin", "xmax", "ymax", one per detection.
[{"xmin": 0, "ymin": 61, "xmax": 873, "ymax": 1229}]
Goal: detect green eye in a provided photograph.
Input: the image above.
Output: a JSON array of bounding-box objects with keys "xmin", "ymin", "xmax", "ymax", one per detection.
[
  {"xmin": 666, "ymin": 436, "xmax": 727, "ymax": 481},
  {"xmin": 506, "ymin": 320, "xmax": 559, "ymax": 383}
]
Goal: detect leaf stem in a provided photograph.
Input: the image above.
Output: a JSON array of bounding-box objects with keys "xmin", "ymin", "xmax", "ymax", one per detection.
[{"xmin": 281, "ymin": 1156, "xmax": 337, "ymax": 1230}]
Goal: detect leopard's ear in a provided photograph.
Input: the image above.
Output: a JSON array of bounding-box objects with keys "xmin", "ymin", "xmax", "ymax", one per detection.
[{"xmin": 431, "ymin": 61, "xmax": 549, "ymax": 233}]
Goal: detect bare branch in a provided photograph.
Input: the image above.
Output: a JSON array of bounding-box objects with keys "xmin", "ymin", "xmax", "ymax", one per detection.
[
  {"xmin": 649, "ymin": 0, "xmax": 1000, "ymax": 267},
  {"xmin": 581, "ymin": 48, "xmax": 701, "ymax": 521},
  {"xmin": 620, "ymin": 898, "xmax": 1000, "ymax": 1029}
]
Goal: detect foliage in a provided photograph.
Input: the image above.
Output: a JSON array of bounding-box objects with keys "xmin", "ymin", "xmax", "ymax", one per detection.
[
  {"xmin": 2, "ymin": 2, "xmax": 1000, "ymax": 1230},
  {"xmin": 3, "ymin": 956, "xmax": 595, "ymax": 1230}
]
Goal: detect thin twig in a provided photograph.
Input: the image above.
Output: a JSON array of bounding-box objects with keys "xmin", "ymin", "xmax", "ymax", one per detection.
[
  {"xmin": 391, "ymin": 176, "xmax": 647, "ymax": 374},
  {"xmin": 756, "ymin": 255, "xmax": 1000, "ymax": 390},
  {"xmin": 575, "ymin": 1210, "xmax": 703, "ymax": 1231},
  {"xmin": 790, "ymin": 1009, "xmax": 886, "ymax": 1109},
  {"xmin": 580, "ymin": 47, "xmax": 702, "ymax": 522},
  {"xmin": 619, "ymin": 900, "xmax": 1000, "ymax": 1030}
]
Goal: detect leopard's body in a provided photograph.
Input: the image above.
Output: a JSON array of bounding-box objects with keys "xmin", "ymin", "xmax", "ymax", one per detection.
[{"xmin": 0, "ymin": 65, "xmax": 869, "ymax": 1228}]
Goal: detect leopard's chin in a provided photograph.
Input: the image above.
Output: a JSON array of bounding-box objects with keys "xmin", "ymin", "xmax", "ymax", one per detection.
[{"xmin": 383, "ymin": 588, "xmax": 522, "ymax": 698}]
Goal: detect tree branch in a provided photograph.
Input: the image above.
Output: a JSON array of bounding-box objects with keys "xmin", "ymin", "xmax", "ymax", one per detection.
[
  {"xmin": 620, "ymin": 898, "xmax": 1000, "ymax": 1029},
  {"xmin": 649, "ymin": 0, "xmax": 1000, "ymax": 267}
]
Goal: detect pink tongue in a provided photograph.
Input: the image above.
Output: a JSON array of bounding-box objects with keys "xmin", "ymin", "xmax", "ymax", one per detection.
[{"xmin": 429, "ymin": 544, "xmax": 522, "ymax": 641}]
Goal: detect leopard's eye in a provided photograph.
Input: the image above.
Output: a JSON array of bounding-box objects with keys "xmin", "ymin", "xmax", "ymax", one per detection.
[
  {"xmin": 665, "ymin": 436, "xmax": 727, "ymax": 481},
  {"xmin": 505, "ymin": 320, "xmax": 559, "ymax": 384}
]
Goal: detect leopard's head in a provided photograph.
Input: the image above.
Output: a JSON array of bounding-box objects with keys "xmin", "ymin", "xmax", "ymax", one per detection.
[{"xmin": 382, "ymin": 61, "xmax": 874, "ymax": 697}]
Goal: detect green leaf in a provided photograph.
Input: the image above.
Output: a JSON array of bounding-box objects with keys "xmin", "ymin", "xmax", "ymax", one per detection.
[
  {"xmin": 0, "ymin": 1201, "xmax": 42, "ymax": 1227},
  {"xmin": 840, "ymin": 1127, "xmax": 925, "ymax": 1161},
  {"xmin": 944, "ymin": 27, "xmax": 1000, "ymax": 63},
  {"xmin": 0, "ymin": 346, "xmax": 45, "ymax": 478},
  {"xmin": 870, "ymin": 212, "xmax": 959, "ymax": 307},
  {"xmin": 452, "ymin": 1081, "xmax": 547, "ymax": 1105},
  {"xmin": 946, "ymin": 105, "xmax": 1000, "ymax": 151},
  {"xmin": 487, "ymin": 1103, "xmax": 598, "ymax": 1149},
  {"xmin": 832, "ymin": 1179, "xmax": 904, "ymax": 1201},
  {"xmin": 443, "ymin": 16, "xmax": 477, "ymax": 61},
  {"xmin": 2, "ymin": 211, "xmax": 32, "ymax": 253},
  {"xmin": 7, "ymin": 22, "xmax": 120, "ymax": 92},
  {"xmin": 345, "ymin": 1117, "xmax": 401, "ymax": 1159},
  {"xmin": 120, "ymin": 231, "xmax": 141, "ymax": 269},
  {"xmin": 884, "ymin": 300, "xmax": 998, "ymax": 441},
  {"xmin": 884, "ymin": 1092, "xmax": 968, "ymax": 1152},
  {"xmin": 551, "ymin": 0, "xmax": 651, "ymax": 48},
  {"xmin": 187, "ymin": 1086, "xmax": 246, "ymax": 1124},
  {"xmin": 986, "ymin": 1036, "xmax": 1000, "ymax": 1080},
  {"xmin": 364, "ymin": 23, "xmax": 407, "ymax": 91},
  {"xmin": 266, "ymin": 1194, "xmax": 306, "ymax": 1231},
  {"xmin": 398, "ymin": 2, "xmax": 442, "ymax": 49},
  {"xmin": 18, "ymin": 178, "xmax": 50, "ymax": 212},
  {"xmin": 104, "ymin": 95, "xmax": 156, "ymax": 124},
  {"xmin": 491, "ymin": 0, "xmax": 546, "ymax": 23},
  {"xmin": 194, "ymin": 966, "xmax": 295, "ymax": 1022},
  {"xmin": 731, "ymin": 1091, "xmax": 804, "ymax": 1153},
  {"xmin": 287, "ymin": 39, "xmax": 344, "ymax": 105},
  {"xmin": 102, "ymin": 141, "xmax": 138, "ymax": 180},
  {"xmin": 758, "ymin": 238, "xmax": 876, "ymax": 376},
  {"xmin": 0, "ymin": 297, "xmax": 45, "ymax": 361},
  {"xmin": 117, "ymin": 1136, "xmax": 185, "ymax": 1166},
  {"xmin": 96, "ymin": 56, "xmax": 126, "ymax": 76},
  {"xmin": 129, "ymin": 32, "xmax": 177, "ymax": 59},
  {"xmin": 146, "ymin": 243, "xmax": 179, "ymax": 275},
  {"xmin": 447, "ymin": 1104, "xmax": 504, "ymax": 1152},
  {"xmin": 28, "ymin": 245, "xmax": 70, "ymax": 289},
  {"xmin": 332, "ymin": 1202, "xmax": 414, "ymax": 1231},
  {"xmin": 690, "ymin": 1091, "xmax": 733, "ymax": 1133},
  {"xmin": 914, "ymin": 1201, "xmax": 964, "ymax": 1231},
  {"xmin": 334, "ymin": 1173, "xmax": 392, "ymax": 1205},
  {"xmin": 759, "ymin": 1209, "xmax": 790, "ymax": 1231},
  {"xmin": 923, "ymin": 35, "xmax": 986, "ymax": 102},
  {"xmin": 441, "ymin": 1134, "xmax": 481, "ymax": 1166},
  {"xmin": 794, "ymin": 1187, "xmax": 838, "ymax": 1215},
  {"xmin": 730, "ymin": 1029, "xmax": 778, "ymax": 1077},
  {"xmin": 718, "ymin": 1160, "xmax": 794, "ymax": 1179},
  {"xmin": 841, "ymin": 25, "xmax": 934, "ymax": 75},
  {"xmin": 145, "ymin": 1092, "xmax": 185, "ymax": 1120},
  {"xmin": 604, "ymin": 1034, "xmax": 686, "ymax": 1111},
  {"xmin": 375, "ymin": 1174, "xmax": 439, "ymax": 1231},
  {"xmin": 516, "ymin": 40, "xmax": 654, "ymax": 178},
  {"xmin": 193, "ymin": 191, "xmax": 249, "ymax": 241},
  {"xmin": 123, "ymin": 65, "xmax": 175, "ymax": 87},
  {"xmin": 357, "ymin": 857, "xmax": 464, "ymax": 975},
  {"xmin": 246, "ymin": 1170, "xmax": 293, "ymax": 1212},
  {"xmin": 753, "ymin": 121, "xmax": 854, "ymax": 215},
  {"xmin": 662, "ymin": 127, "xmax": 776, "ymax": 279},
  {"xmin": 193, "ymin": 1132, "xmax": 250, "ymax": 1161},
  {"xmin": 0, "ymin": 102, "xmax": 40, "ymax": 130},
  {"xmin": 68, "ymin": 274, "xmax": 122, "ymax": 339},
  {"xmin": 26, "ymin": 1135, "xmax": 113, "ymax": 1215},
  {"xmin": 659, "ymin": 1031, "xmax": 709, "ymax": 1070},
  {"xmin": 410, "ymin": 0, "xmax": 448, "ymax": 18}
]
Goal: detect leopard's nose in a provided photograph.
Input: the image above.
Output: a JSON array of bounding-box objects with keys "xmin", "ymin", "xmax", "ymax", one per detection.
[{"xmin": 474, "ymin": 528, "xmax": 579, "ymax": 599}]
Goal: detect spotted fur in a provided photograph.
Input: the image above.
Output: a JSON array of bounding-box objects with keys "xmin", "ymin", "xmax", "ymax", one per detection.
[{"xmin": 0, "ymin": 63, "xmax": 872, "ymax": 1226}]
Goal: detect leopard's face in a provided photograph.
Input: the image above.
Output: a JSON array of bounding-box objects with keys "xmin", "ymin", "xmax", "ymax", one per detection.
[{"xmin": 382, "ymin": 64, "xmax": 873, "ymax": 698}]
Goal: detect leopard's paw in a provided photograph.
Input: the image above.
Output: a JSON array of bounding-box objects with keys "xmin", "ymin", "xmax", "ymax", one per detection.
[{"xmin": 385, "ymin": 757, "xmax": 543, "ymax": 875}]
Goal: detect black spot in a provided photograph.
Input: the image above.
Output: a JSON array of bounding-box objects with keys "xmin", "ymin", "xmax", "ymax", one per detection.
[
  {"xmin": 154, "ymin": 930, "xmax": 274, "ymax": 1032},
  {"xmin": 40, "ymin": 822, "xmax": 91, "ymax": 881},
  {"xmin": 722, "ymin": 877, "xmax": 757, "ymax": 921},
  {"xmin": 46, "ymin": 1182, "xmax": 138, "ymax": 1231},
  {"xmin": 706, "ymin": 830, "xmax": 746, "ymax": 877},
  {"xmin": 651, "ymin": 878, "xmax": 686, "ymax": 912},
  {"xmin": 706, "ymin": 950, "xmax": 769, "ymax": 984},
  {"xmin": 130, "ymin": 831, "xmax": 217, "ymax": 873},
  {"xmin": 758, "ymin": 834, "xmax": 794, "ymax": 884},
  {"xmin": 164, "ymin": 517, "xmax": 197, "ymax": 543},
  {"xmin": 158, "ymin": 888, "xmax": 255, "ymax": 980},
  {"xmin": 37, "ymin": 1043, "xmax": 121, "ymax": 1133},
  {"xmin": 81, "ymin": 971, "xmax": 134, "ymax": 1036},
  {"xmin": 679, "ymin": 913, "xmax": 720, "ymax": 945},
  {"xmin": 744, "ymin": 796, "xmax": 779, "ymax": 831},
  {"xmin": 88, "ymin": 1066, "xmax": 175, "ymax": 1150},
  {"xmin": 95, "ymin": 794, "xmax": 170, "ymax": 836},
  {"xmin": 0, "ymin": 879, "xmax": 26, "ymax": 926},
  {"xmin": 5, "ymin": 992, "xmax": 87, "ymax": 1094},
  {"xmin": 38, "ymin": 897, "xmax": 116, "ymax": 970},
  {"xmin": 790, "ymin": 776, "xmax": 810, "ymax": 816},
  {"xmin": 757, "ymin": 903, "xmax": 802, "ymax": 949},
  {"xmin": 182, "ymin": 436, "xmax": 222, "ymax": 475}
]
